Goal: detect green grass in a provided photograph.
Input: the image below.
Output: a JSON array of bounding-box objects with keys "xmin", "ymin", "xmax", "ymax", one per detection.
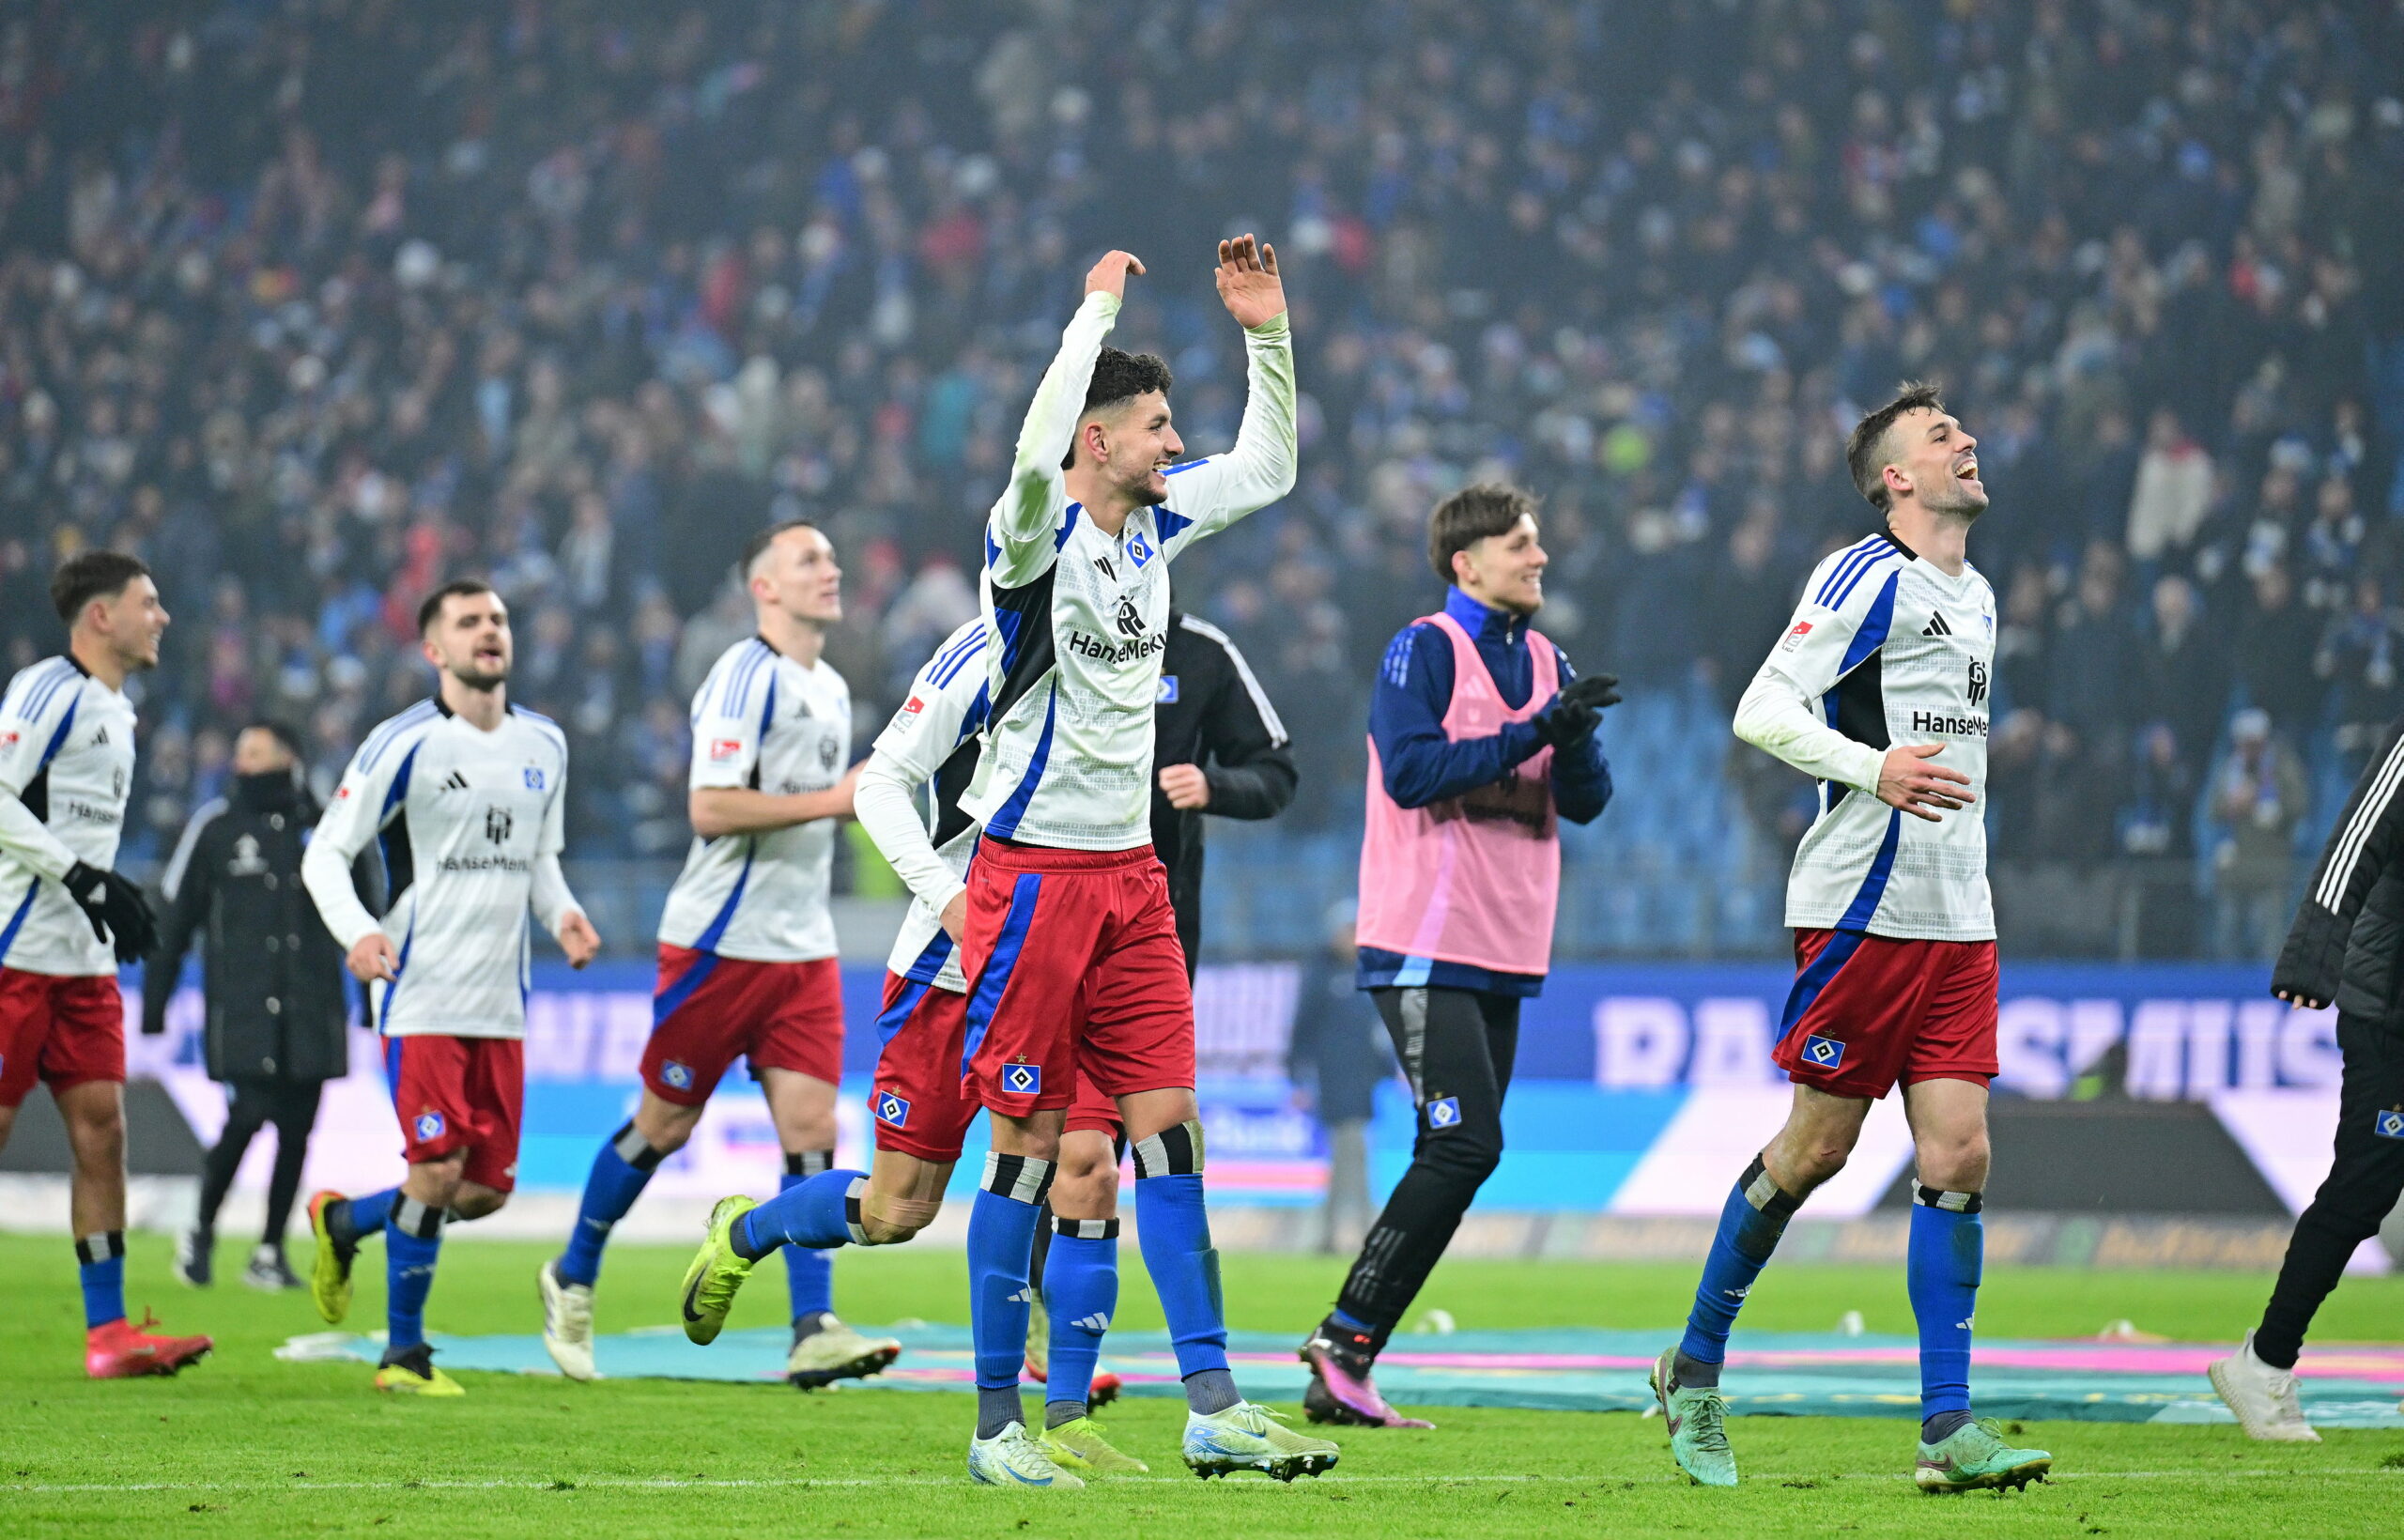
[{"xmin": 2, "ymin": 1232, "xmax": 2400, "ymax": 1537}]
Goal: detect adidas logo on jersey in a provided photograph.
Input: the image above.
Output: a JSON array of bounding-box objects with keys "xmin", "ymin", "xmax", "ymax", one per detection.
[
  {"xmin": 1922, "ymin": 611, "xmax": 1953, "ymax": 637},
  {"xmin": 440, "ymin": 769, "xmax": 470, "ymax": 792}
]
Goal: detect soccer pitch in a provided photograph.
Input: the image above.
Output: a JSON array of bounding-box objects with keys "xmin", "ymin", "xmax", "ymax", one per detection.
[{"xmin": 3, "ymin": 1235, "xmax": 2399, "ymax": 1537}]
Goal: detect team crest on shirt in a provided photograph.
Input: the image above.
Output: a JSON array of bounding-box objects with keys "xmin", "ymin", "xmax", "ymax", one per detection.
[
  {"xmin": 661, "ymin": 1061, "xmax": 695, "ymax": 1091},
  {"xmin": 1002, "ymin": 1061, "xmax": 1041, "ymax": 1096},
  {"xmin": 875, "ymin": 1090, "xmax": 912, "ymax": 1129},
  {"xmin": 2376, "ymin": 1109, "xmax": 2404, "ymax": 1140},
  {"xmin": 414, "ymin": 1112, "xmax": 445, "ymax": 1141},
  {"xmin": 1425, "ymin": 1096, "xmax": 1461, "ymax": 1130},
  {"xmin": 523, "ymin": 766, "xmax": 546, "ymax": 790},
  {"xmin": 1801, "ymin": 1035, "xmax": 1845, "ymax": 1070}
]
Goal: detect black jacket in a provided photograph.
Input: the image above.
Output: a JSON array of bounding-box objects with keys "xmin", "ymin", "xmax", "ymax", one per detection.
[
  {"xmin": 1150, "ymin": 612, "xmax": 1298, "ymax": 951},
  {"xmin": 143, "ymin": 773, "xmax": 368, "ymax": 1083},
  {"xmin": 2273, "ymin": 714, "xmax": 2404, "ymax": 1024}
]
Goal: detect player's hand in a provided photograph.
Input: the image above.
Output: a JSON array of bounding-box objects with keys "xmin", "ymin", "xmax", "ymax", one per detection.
[
  {"xmin": 1159, "ymin": 763, "xmax": 1211, "ymax": 809},
  {"xmin": 1213, "ymin": 234, "xmax": 1285, "ymax": 329},
  {"xmin": 1557, "ymin": 673, "xmax": 1623, "ymax": 714},
  {"xmin": 1085, "ymin": 249, "xmax": 1146, "ymax": 301},
  {"xmin": 938, "ymin": 889, "xmax": 968, "ymax": 946},
  {"xmin": 557, "ymin": 910, "xmax": 601, "ymax": 970},
  {"xmin": 62, "ymin": 861, "xmax": 157, "ymax": 962},
  {"xmin": 347, "ymin": 933, "xmax": 399, "ymax": 983},
  {"xmin": 2273, "ymin": 988, "xmax": 2328, "ymax": 1011},
  {"xmin": 1876, "ymin": 742, "xmax": 1975, "ymax": 823}
]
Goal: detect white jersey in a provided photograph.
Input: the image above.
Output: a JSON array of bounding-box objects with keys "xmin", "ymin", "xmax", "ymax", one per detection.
[
  {"xmin": 1734, "ymin": 531, "xmax": 1997, "ymax": 941},
  {"xmin": 302, "ymin": 700, "xmax": 578, "ymax": 1039},
  {"xmin": 859, "ymin": 620, "xmax": 994, "ymax": 993},
  {"xmin": 963, "ymin": 291, "xmax": 1295, "ymax": 851},
  {"xmin": 656, "ymin": 638, "xmax": 852, "ymax": 962},
  {"xmin": 0, "ymin": 658, "xmax": 138, "ymax": 977}
]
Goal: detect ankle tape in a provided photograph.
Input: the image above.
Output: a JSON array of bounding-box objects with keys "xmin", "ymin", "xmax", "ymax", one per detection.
[
  {"xmin": 393, "ymin": 1196, "xmax": 447, "ymax": 1239},
  {"xmin": 980, "ymin": 1150, "xmax": 1056, "ymax": 1204},
  {"xmin": 1130, "ymin": 1119, "xmax": 1205, "ymax": 1178},
  {"xmin": 1913, "ymin": 1185, "xmax": 1982, "ymax": 1213},
  {"xmin": 841, "ymin": 1175, "xmax": 871, "ymax": 1243},
  {"xmin": 1741, "ymin": 1154, "xmax": 1802, "ymax": 1223},
  {"xmin": 785, "ymin": 1149, "xmax": 834, "ymax": 1179},
  {"xmin": 75, "ymin": 1230, "xmax": 126, "ymax": 1265},
  {"xmin": 610, "ymin": 1121, "xmax": 669, "ymax": 1172},
  {"xmin": 1053, "ymin": 1215, "xmax": 1118, "ymax": 1240}
]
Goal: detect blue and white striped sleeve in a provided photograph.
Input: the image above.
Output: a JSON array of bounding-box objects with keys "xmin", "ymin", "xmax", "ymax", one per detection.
[{"xmin": 1733, "ymin": 539, "xmax": 1903, "ymax": 793}]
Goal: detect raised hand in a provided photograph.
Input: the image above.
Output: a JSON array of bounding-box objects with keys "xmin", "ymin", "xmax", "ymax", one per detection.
[
  {"xmin": 1086, "ymin": 249, "xmax": 1147, "ymax": 301},
  {"xmin": 1876, "ymin": 742, "xmax": 1975, "ymax": 823},
  {"xmin": 1213, "ymin": 233, "xmax": 1285, "ymax": 328}
]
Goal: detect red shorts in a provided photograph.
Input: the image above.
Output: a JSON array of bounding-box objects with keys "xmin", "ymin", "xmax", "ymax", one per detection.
[
  {"xmin": 384, "ymin": 1034, "xmax": 524, "ymax": 1193},
  {"xmin": 0, "ymin": 970, "xmax": 122, "ymax": 1109},
  {"xmin": 869, "ymin": 973, "xmax": 1120, "ymax": 1162},
  {"xmin": 959, "ymin": 839, "xmax": 1194, "ymax": 1116},
  {"xmin": 640, "ymin": 947, "xmax": 843, "ymax": 1106},
  {"xmin": 1773, "ymin": 928, "xmax": 1999, "ymax": 1100}
]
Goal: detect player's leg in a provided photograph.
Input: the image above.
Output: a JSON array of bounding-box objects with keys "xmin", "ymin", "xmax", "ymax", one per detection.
[
  {"xmin": 1036, "ymin": 1121, "xmax": 1145, "ymax": 1474},
  {"xmin": 374, "ymin": 1147, "xmax": 469, "ymax": 1395},
  {"xmin": 186, "ymin": 1077, "xmax": 271, "ymax": 1286},
  {"xmin": 1307, "ymin": 985, "xmax": 1513, "ymax": 1429},
  {"xmin": 759, "ymin": 1062, "xmax": 902, "ymax": 1387},
  {"xmin": 2215, "ymin": 1009, "xmax": 2404, "ymax": 1440},
  {"xmin": 308, "ymin": 1036, "xmax": 416, "ymax": 1325}
]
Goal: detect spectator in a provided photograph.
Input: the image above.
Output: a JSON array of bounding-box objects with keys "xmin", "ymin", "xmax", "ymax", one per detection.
[
  {"xmin": 2209, "ymin": 710, "xmax": 2310, "ymax": 962},
  {"xmin": 2126, "ymin": 408, "xmax": 2214, "ymax": 564}
]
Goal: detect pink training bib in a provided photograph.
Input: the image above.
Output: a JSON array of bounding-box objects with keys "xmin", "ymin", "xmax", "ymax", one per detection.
[{"xmin": 1355, "ymin": 610, "xmax": 1562, "ymax": 978}]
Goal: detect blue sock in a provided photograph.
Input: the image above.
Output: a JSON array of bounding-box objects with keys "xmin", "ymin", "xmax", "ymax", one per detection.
[
  {"xmin": 780, "ymin": 1154, "xmax": 837, "ymax": 1322},
  {"xmin": 967, "ymin": 1153, "xmax": 1052, "ymax": 1436},
  {"xmin": 1678, "ymin": 1155, "xmax": 1802, "ymax": 1376},
  {"xmin": 1131, "ymin": 1123, "xmax": 1230, "ymax": 1396},
  {"xmin": 338, "ymin": 1187, "xmax": 399, "ymax": 1246},
  {"xmin": 75, "ymin": 1231, "xmax": 126, "ymax": 1329},
  {"xmin": 1909, "ymin": 1186, "xmax": 1983, "ymax": 1430},
  {"xmin": 385, "ymin": 1198, "xmax": 446, "ymax": 1350},
  {"xmin": 1042, "ymin": 1221, "xmax": 1117, "ymax": 1414},
  {"xmin": 732, "ymin": 1167, "xmax": 866, "ymax": 1259},
  {"xmin": 558, "ymin": 1123, "xmax": 663, "ymax": 1287}
]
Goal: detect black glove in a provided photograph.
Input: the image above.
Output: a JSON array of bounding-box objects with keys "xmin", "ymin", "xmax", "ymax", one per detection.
[
  {"xmin": 1533, "ymin": 672, "xmax": 1622, "ymax": 747},
  {"xmin": 62, "ymin": 861, "xmax": 159, "ymax": 964}
]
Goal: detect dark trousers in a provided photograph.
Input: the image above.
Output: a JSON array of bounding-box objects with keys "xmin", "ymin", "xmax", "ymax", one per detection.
[
  {"xmin": 197, "ymin": 1077, "xmax": 326, "ymax": 1246},
  {"xmin": 2255, "ymin": 1011, "xmax": 2404, "ymax": 1367},
  {"xmin": 1333, "ymin": 986, "xmax": 1520, "ymax": 1337}
]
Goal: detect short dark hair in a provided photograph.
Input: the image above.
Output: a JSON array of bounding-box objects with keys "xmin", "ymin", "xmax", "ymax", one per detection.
[
  {"xmin": 1426, "ymin": 484, "xmax": 1537, "ymax": 585},
  {"xmin": 50, "ymin": 550, "xmax": 151, "ymax": 624},
  {"xmin": 1061, "ymin": 346, "xmax": 1174, "ymax": 469},
  {"xmin": 740, "ymin": 518, "xmax": 823, "ymax": 580},
  {"xmin": 417, "ymin": 578, "xmax": 498, "ymax": 635},
  {"xmin": 239, "ymin": 717, "xmax": 306, "ymax": 762},
  {"xmin": 1846, "ymin": 380, "xmax": 1946, "ymax": 513}
]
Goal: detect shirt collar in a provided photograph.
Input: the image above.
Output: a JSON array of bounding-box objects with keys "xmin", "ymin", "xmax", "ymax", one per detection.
[{"xmin": 1445, "ymin": 586, "xmax": 1523, "ymax": 645}]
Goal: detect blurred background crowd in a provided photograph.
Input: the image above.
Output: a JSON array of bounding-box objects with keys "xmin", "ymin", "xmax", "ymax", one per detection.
[{"xmin": 2, "ymin": 0, "xmax": 2399, "ymax": 960}]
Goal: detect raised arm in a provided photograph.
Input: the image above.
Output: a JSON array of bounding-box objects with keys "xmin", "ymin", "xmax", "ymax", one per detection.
[
  {"xmin": 1156, "ymin": 236, "xmax": 1297, "ymax": 556},
  {"xmin": 987, "ymin": 252, "xmax": 1140, "ymax": 582}
]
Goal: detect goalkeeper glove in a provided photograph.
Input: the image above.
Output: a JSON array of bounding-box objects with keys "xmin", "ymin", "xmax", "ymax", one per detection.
[{"xmin": 62, "ymin": 861, "xmax": 159, "ymax": 964}]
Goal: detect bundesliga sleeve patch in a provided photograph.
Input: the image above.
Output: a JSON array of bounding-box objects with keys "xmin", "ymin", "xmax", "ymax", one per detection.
[
  {"xmin": 1001, "ymin": 1061, "xmax": 1042, "ymax": 1096},
  {"xmin": 874, "ymin": 1089, "xmax": 912, "ymax": 1129},
  {"xmin": 708, "ymin": 739, "xmax": 743, "ymax": 762},
  {"xmin": 1801, "ymin": 1035, "xmax": 1846, "ymax": 1070}
]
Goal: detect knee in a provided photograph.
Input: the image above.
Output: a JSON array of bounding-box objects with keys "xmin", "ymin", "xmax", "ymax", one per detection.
[
  {"xmin": 68, "ymin": 1103, "xmax": 127, "ymax": 1162},
  {"xmin": 633, "ymin": 1102, "xmax": 700, "ymax": 1156},
  {"xmin": 1915, "ymin": 1133, "xmax": 1990, "ymax": 1194}
]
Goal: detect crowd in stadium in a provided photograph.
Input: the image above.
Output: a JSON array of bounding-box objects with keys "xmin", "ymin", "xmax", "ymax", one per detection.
[{"xmin": 1, "ymin": 1, "xmax": 2399, "ymax": 955}]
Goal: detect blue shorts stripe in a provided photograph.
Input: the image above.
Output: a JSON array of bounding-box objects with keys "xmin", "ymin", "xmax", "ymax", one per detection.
[
  {"xmin": 961, "ymin": 872, "xmax": 1043, "ymax": 1082},
  {"xmin": 876, "ymin": 978, "xmax": 935, "ymax": 1048},
  {"xmin": 653, "ymin": 949, "xmax": 723, "ymax": 1027},
  {"xmin": 1776, "ymin": 928, "xmax": 1869, "ymax": 1043}
]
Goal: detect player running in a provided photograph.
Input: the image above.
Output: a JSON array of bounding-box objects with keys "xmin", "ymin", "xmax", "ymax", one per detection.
[
  {"xmin": 1650, "ymin": 385, "xmax": 2051, "ymax": 1492},
  {"xmin": 678, "ymin": 235, "xmax": 1334, "ymax": 1486},
  {"xmin": 1301, "ymin": 485, "xmax": 1616, "ymax": 1428},
  {"xmin": 300, "ymin": 579, "xmax": 601, "ymax": 1395},
  {"xmin": 0, "ymin": 552, "xmax": 208, "ymax": 1378},
  {"xmin": 538, "ymin": 522, "xmax": 897, "ymax": 1390}
]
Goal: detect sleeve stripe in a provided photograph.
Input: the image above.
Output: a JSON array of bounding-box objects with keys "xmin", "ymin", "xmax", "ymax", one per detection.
[
  {"xmin": 1826, "ymin": 550, "xmax": 1900, "ymax": 611},
  {"xmin": 1812, "ymin": 537, "xmax": 1887, "ymax": 606},
  {"xmin": 358, "ymin": 702, "xmax": 438, "ymax": 771},
  {"xmin": 13, "ymin": 659, "xmax": 77, "ymax": 720},
  {"xmin": 1178, "ymin": 614, "xmax": 1287, "ymax": 746},
  {"xmin": 2316, "ymin": 732, "xmax": 2404, "ymax": 910},
  {"xmin": 160, "ymin": 799, "xmax": 227, "ymax": 902}
]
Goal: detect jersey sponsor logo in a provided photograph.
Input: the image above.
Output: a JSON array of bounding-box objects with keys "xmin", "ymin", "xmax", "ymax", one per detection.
[
  {"xmin": 875, "ymin": 1089, "xmax": 912, "ymax": 1128},
  {"xmin": 1801, "ymin": 1034, "xmax": 1845, "ymax": 1070},
  {"xmin": 1965, "ymin": 658, "xmax": 1989, "ymax": 707},
  {"xmin": 413, "ymin": 1111, "xmax": 446, "ymax": 1141},
  {"xmin": 1425, "ymin": 1096, "xmax": 1462, "ymax": 1129},
  {"xmin": 523, "ymin": 766, "xmax": 546, "ymax": 790},
  {"xmin": 1158, "ymin": 674, "xmax": 1179, "ymax": 704},
  {"xmin": 439, "ymin": 852, "xmax": 531, "ymax": 873},
  {"xmin": 660, "ymin": 1060, "xmax": 695, "ymax": 1091},
  {"xmin": 485, "ymin": 807, "xmax": 514, "ymax": 844},
  {"xmin": 1780, "ymin": 620, "xmax": 1813, "ymax": 652},
  {"xmin": 1065, "ymin": 627, "xmax": 1165, "ymax": 666},
  {"xmin": 1001, "ymin": 1061, "xmax": 1041, "ymax": 1096},
  {"xmin": 820, "ymin": 738, "xmax": 840, "ymax": 771},
  {"xmin": 1114, "ymin": 596, "xmax": 1144, "ymax": 638},
  {"xmin": 1910, "ymin": 710, "xmax": 1989, "ymax": 737},
  {"xmin": 709, "ymin": 738, "xmax": 744, "ymax": 762},
  {"xmin": 58, "ymin": 797, "xmax": 122, "ymax": 824},
  {"xmin": 2376, "ymin": 1109, "xmax": 2404, "ymax": 1141}
]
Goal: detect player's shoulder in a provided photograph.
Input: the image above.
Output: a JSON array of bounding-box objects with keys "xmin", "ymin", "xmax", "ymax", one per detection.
[
  {"xmin": 1378, "ymin": 617, "xmax": 1445, "ymax": 686},
  {"xmin": 695, "ymin": 636, "xmax": 778, "ymax": 716},
  {"xmin": 508, "ymin": 702, "xmax": 568, "ymax": 756},
  {"xmin": 353, "ymin": 699, "xmax": 442, "ymax": 773},
  {"xmin": 2, "ymin": 656, "xmax": 85, "ymax": 720},
  {"xmin": 1806, "ymin": 531, "xmax": 1913, "ymax": 613},
  {"xmin": 916, "ymin": 619, "xmax": 991, "ymax": 695}
]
